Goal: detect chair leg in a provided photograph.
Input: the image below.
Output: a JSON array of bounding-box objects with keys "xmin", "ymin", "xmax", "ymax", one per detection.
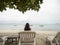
[
  {"xmin": 18, "ymin": 40, "xmax": 21, "ymax": 45},
  {"xmin": 34, "ymin": 38, "xmax": 36, "ymax": 45}
]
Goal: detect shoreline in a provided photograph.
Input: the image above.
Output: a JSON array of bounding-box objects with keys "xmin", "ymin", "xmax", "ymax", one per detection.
[{"xmin": 0, "ymin": 30, "xmax": 59, "ymax": 33}]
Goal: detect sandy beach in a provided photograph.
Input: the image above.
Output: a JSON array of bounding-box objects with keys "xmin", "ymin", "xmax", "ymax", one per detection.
[
  {"xmin": 0, "ymin": 30, "xmax": 59, "ymax": 45},
  {"xmin": 35, "ymin": 31, "xmax": 58, "ymax": 45}
]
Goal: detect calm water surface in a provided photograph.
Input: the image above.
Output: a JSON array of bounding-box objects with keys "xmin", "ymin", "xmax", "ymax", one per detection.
[{"xmin": 0, "ymin": 24, "xmax": 60, "ymax": 31}]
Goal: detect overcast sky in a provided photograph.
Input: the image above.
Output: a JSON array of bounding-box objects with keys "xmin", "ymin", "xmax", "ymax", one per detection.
[{"xmin": 0, "ymin": 0, "xmax": 60, "ymax": 24}]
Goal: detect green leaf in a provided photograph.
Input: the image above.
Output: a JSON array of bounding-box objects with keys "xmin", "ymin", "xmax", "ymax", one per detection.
[{"xmin": 31, "ymin": 0, "xmax": 35, "ymax": 4}]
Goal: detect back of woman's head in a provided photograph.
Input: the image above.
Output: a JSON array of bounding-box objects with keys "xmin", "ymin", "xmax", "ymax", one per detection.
[{"xmin": 24, "ymin": 23, "xmax": 31, "ymax": 31}]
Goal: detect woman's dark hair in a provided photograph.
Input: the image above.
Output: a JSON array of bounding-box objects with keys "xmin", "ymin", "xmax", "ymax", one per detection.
[{"xmin": 24, "ymin": 23, "xmax": 31, "ymax": 31}]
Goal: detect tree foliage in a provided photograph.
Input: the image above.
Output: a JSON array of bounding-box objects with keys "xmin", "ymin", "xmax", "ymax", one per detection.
[{"xmin": 0, "ymin": 0, "xmax": 43, "ymax": 13}]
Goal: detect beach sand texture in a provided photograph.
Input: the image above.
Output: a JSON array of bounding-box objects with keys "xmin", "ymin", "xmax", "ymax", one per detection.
[
  {"xmin": 0, "ymin": 30, "xmax": 58, "ymax": 45},
  {"xmin": 35, "ymin": 31, "xmax": 57, "ymax": 45}
]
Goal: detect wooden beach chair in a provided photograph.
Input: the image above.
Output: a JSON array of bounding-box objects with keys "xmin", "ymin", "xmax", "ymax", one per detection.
[
  {"xmin": 18, "ymin": 31, "xmax": 36, "ymax": 45},
  {"xmin": 46, "ymin": 36, "xmax": 56, "ymax": 45},
  {"xmin": 0, "ymin": 38, "xmax": 3, "ymax": 45},
  {"xmin": 52, "ymin": 32, "xmax": 60, "ymax": 45}
]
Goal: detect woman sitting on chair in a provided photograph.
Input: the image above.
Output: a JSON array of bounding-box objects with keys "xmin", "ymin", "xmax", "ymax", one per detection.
[{"xmin": 24, "ymin": 23, "xmax": 31, "ymax": 31}]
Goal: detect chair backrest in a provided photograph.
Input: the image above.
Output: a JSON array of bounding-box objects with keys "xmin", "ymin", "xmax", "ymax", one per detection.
[{"xmin": 18, "ymin": 31, "xmax": 36, "ymax": 43}]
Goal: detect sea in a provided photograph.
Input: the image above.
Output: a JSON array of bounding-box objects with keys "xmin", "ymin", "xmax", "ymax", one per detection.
[{"xmin": 0, "ymin": 23, "xmax": 60, "ymax": 31}]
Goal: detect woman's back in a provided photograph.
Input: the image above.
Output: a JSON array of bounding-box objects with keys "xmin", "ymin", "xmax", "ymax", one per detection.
[{"xmin": 24, "ymin": 23, "xmax": 31, "ymax": 31}]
